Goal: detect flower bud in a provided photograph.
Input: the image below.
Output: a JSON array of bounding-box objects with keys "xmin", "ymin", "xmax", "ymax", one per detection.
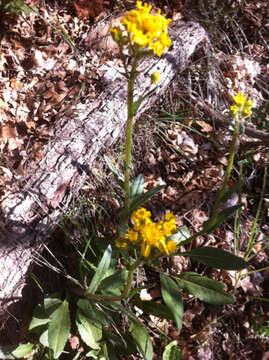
[{"xmin": 150, "ymin": 72, "xmax": 160, "ymax": 83}]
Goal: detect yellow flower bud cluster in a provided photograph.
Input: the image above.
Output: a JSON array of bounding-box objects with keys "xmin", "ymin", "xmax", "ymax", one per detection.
[
  {"xmin": 116, "ymin": 208, "xmax": 177, "ymax": 258},
  {"xmin": 230, "ymin": 93, "xmax": 254, "ymax": 118},
  {"xmin": 110, "ymin": 1, "xmax": 172, "ymax": 57}
]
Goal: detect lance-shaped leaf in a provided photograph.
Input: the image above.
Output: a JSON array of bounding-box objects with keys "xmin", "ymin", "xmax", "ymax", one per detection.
[
  {"xmin": 130, "ymin": 174, "xmax": 144, "ymax": 203},
  {"xmin": 132, "ymin": 87, "xmax": 157, "ymax": 116},
  {"xmin": 104, "ymin": 155, "xmax": 124, "ymax": 189},
  {"xmin": 130, "ymin": 321, "xmax": 153, "ymax": 360},
  {"xmin": 29, "ymin": 295, "xmax": 62, "ymax": 330},
  {"xmin": 0, "ymin": 344, "xmax": 35, "ymax": 359},
  {"xmin": 132, "ymin": 295, "xmax": 174, "ymax": 320},
  {"xmin": 176, "ymin": 272, "xmax": 234, "ymax": 304},
  {"xmin": 181, "ymin": 247, "xmax": 248, "ymax": 270},
  {"xmin": 86, "ymin": 245, "xmax": 112, "ymax": 294},
  {"xmin": 163, "ymin": 341, "xmax": 184, "ymax": 360},
  {"xmin": 203, "ymin": 205, "xmax": 241, "ymax": 234},
  {"xmin": 111, "ymin": 303, "xmax": 153, "ymax": 360},
  {"xmin": 160, "ymin": 273, "xmax": 183, "ymax": 331},
  {"xmin": 48, "ymin": 300, "xmax": 71, "ymax": 359},
  {"xmin": 168, "ymin": 226, "xmax": 191, "ymax": 245},
  {"xmin": 129, "ymin": 185, "xmax": 165, "ymax": 214},
  {"xmin": 76, "ymin": 309, "xmax": 102, "ymax": 350}
]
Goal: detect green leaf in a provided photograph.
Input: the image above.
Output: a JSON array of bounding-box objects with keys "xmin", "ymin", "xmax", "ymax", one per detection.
[
  {"xmin": 130, "ymin": 321, "xmax": 153, "ymax": 360},
  {"xmin": 132, "ymin": 87, "xmax": 157, "ymax": 116},
  {"xmin": 176, "ymin": 272, "xmax": 234, "ymax": 304},
  {"xmin": 48, "ymin": 299, "xmax": 71, "ymax": 359},
  {"xmin": 129, "ymin": 185, "xmax": 165, "ymax": 214},
  {"xmin": 77, "ymin": 299, "xmax": 109, "ymax": 327},
  {"xmin": 44, "ymin": 295, "xmax": 63, "ymax": 311},
  {"xmin": 39, "ymin": 329, "xmax": 49, "ymax": 347},
  {"xmin": 110, "ymin": 303, "xmax": 152, "ymax": 359},
  {"xmin": 0, "ymin": 344, "xmax": 35, "ymax": 359},
  {"xmin": 130, "ymin": 174, "xmax": 144, "ymax": 203},
  {"xmin": 203, "ymin": 205, "xmax": 241, "ymax": 233},
  {"xmin": 76, "ymin": 309, "xmax": 102, "ymax": 350},
  {"xmin": 160, "ymin": 273, "xmax": 183, "ymax": 331},
  {"xmin": 86, "ymin": 245, "xmax": 112, "ymax": 294},
  {"xmin": 163, "ymin": 341, "xmax": 184, "ymax": 360},
  {"xmin": 168, "ymin": 226, "xmax": 191, "ymax": 244},
  {"xmin": 98, "ymin": 269, "xmax": 128, "ymax": 296},
  {"xmin": 132, "ymin": 295, "xmax": 174, "ymax": 320},
  {"xmin": 29, "ymin": 304, "xmax": 50, "ymax": 331},
  {"xmin": 22, "ymin": 4, "xmax": 30, "ymax": 16},
  {"xmin": 104, "ymin": 156, "xmax": 124, "ymax": 189},
  {"xmin": 103, "ymin": 329, "xmax": 137, "ymax": 358},
  {"xmin": 0, "ymin": 346, "xmax": 15, "ymax": 359},
  {"xmin": 181, "ymin": 247, "xmax": 248, "ymax": 270},
  {"xmin": 11, "ymin": 344, "xmax": 35, "ymax": 359},
  {"xmin": 86, "ymin": 349, "xmax": 100, "ymax": 358},
  {"xmin": 29, "ymin": 295, "xmax": 62, "ymax": 331}
]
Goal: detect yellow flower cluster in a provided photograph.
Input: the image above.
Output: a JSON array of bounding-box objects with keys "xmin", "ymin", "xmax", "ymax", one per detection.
[
  {"xmin": 116, "ymin": 208, "xmax": 177, "ymax": 258},
  {"xmin": 110, "ymin": 1, "xmax": 172, "ymax": 57},
  {"xmin": 230, "ymin": 93, "xmax": 253, "ymax": 117}
]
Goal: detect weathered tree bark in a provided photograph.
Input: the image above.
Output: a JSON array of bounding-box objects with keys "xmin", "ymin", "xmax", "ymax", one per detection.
[{"xmin": 0, "ymin": 20, "xmax": 207, "ymax": 311}]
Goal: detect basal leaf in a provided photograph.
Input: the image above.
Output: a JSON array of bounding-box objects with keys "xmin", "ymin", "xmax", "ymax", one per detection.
[
  {"xmin": 86, "ymin": 245, "xmax": 112, "ymax": 294},
  {"xmin": 98, "ymin": 269, "xmax": 128, "ymax": 296},
  {"xmin": 130, "ymin": 321, "xmax": 153, "ymax": 360},
  {"xmin": 181, "ymin": 247, "xmax": 248, "ymax": 270},
  {"xmin": 103, "ymin": 329, "xmax": 137, "ymax": 358},
  {"xmin": 0, "ymin": 344, "xmax": 35, "ymax": 359},
  {"xmin": 160, "ymin": 274, "xmax": 183, "ymax": 331},
  {"xmin": 163, "ymin": 341, "xmax": 184, "ymax": 360},
  {"xmin": 77, "ymin": 299, "xmax": 109, "ymax": 327},
  {"xmin": 176, "ymin": 272, "xmax": 234, "ymax": 304},
  {"xmin": 39, "ymin": 329, "xmax": 49, "ymax": 347},
  {"xmin": 76, "ymin": 309, "xmax": 102, "ymax": 350},
  {"xmin": 48, "ymin": 299, "xmax": 71, "ymax": 359},
  {"xmin": 132, "ymin": 295, "xmax": 174, "ymax": 320},
  {"xmin": 29, "ymin": 303, "xmax": 50, "ymax": 331}
]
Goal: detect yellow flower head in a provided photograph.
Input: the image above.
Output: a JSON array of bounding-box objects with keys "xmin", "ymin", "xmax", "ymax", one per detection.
[
  {"xmin": 116, "ymin": 207, "xmax": 178, "ymax": 258},
  {"xmin": 115, "ymin": 237, "xmax": 128, "ymax": 248},
  {"xmin": 110, "ymin": 1, "xmax": 172, "ymax": 57},
  {"xmin": 233, "ymin": 93, "xmax": 247, "ymax": 107},
  {"xmin": 230, "ymin": 93, "xmax": 254, "ymax": 118},
  {"xmin": 125, "ymin": 229, "xmax": 139, "ymax": 243},
  {"xmin": 132, "ymin": 207, "xmax": 151, "ymax": 227}
]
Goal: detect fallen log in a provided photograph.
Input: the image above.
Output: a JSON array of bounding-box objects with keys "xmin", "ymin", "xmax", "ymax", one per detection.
[{"xmin": 0, "ymin": 20, "xmax": 207, "ymax": 312}]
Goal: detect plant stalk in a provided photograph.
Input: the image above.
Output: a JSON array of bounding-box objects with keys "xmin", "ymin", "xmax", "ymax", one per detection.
[
  {"xmin": 123, "ymin": 56, "xmax": 139, "ymax": 224},
  {"xmin": 207, "ymin": 114, "xmax": 240, "ymax": 229}
]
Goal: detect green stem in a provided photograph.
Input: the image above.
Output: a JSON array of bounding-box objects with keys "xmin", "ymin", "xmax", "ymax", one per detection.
[
  {"xmin": 178, "ymin": 115, "xmax": 241, "ymax": 249},
  {"xmin": 207, "ymin": 114, "xmax": 240, "ymax": 229},
  {"xmin": 123, "ymin": 56, "xmax": 139, "ymax": 224}
]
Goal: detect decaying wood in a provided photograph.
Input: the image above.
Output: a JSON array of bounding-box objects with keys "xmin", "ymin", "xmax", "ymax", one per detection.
[{"xmin": 0, "ymin": 20, "xmax": 207, "ymax": 310}]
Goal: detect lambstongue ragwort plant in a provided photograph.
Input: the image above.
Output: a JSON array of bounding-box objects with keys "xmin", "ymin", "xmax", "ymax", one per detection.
[{"xmin": 1, "ymin": 3, "xmax": 256, "ymax": 360}]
